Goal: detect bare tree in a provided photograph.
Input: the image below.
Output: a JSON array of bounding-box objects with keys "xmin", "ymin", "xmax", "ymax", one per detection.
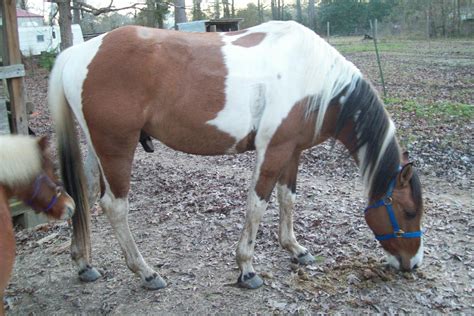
[
  {"xmin": 72, "ymin": 0, "xmax": 81, "ymax": 24},
  {"xmin": 175, "ymin": 0, "xmax": 187, "ymax": 26},
  {"xmin": 223, "ymin": 0, "xmax": 230, "ymax": 18},
  {"xmin": 57, "ymin": 0, "xmax": 73, "ymax": 51},
  {"xmin": 192, "ymin": 0, "xmax": 204, "ymax": 20},
  {"xmin": 296, "ymin": 0, "xmax": 302, "ymax": 23},
  {"xmin": 308, "ymin": 0, "xmax": 315, "ymax": 31}
]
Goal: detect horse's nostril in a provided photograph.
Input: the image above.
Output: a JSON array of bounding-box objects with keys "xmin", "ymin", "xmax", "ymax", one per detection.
[{"xmin": 413, "ymin": 264, "xmax": 418, "ymax": 270}]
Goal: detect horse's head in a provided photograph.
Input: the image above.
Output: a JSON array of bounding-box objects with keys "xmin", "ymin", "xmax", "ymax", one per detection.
[
  {"xmin": 364, "ymin": 163, "xmax": 424, "ymax": 271},
  {"xmin": 15, "ymin": 137, "xmax": 75, "ymax": 221}
]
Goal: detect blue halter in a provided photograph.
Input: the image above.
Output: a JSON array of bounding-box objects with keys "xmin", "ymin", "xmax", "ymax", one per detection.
[{"xmin": 364, "ymin": 170, "xmax": 423, "ymax": 241}]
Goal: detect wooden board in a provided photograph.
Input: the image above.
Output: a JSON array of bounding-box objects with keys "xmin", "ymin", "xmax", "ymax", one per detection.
[
  {"xmin": 10, "ymin": 199, "xmax": 47, "ymax": 229},
  {"xmin": 0, "ymin": 64, "xmax": 25, "ymax": 80}
]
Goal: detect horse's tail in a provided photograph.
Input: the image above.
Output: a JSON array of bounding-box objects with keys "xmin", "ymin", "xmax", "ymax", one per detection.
[{"xmin": 48, "ymin": 50, "xmax": 92, "ymax": 259}]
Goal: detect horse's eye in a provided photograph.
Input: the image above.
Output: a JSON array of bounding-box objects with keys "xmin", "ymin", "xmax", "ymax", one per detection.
[{"xmin": 405, "ymin": 210, "xmax": 417, "ymax": 219}]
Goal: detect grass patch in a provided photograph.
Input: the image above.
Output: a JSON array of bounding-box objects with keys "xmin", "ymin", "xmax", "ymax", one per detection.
[
  {"xmin": 333, "ymin": 40, "xmax": 408, "ymax": 54},
  {"xmin": 38, "ymin": 50, "xmax": 57, "ymax": 71},
  {"xmin": 399, "ymin": 100, "xmax": 473, "ymax": 120}
]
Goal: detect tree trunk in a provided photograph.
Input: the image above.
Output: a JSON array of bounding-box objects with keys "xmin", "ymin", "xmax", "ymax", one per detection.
[
  {"xmin": 456, "ymin": 0, "xmax": 461, "ymax": 36},
  {"xmin": 58, "ymin": 0, "xmax": 73, "ymax": 51},
  {"xmin": 146, "ymin": 0, "xmax": 155, "ymax": 27},
  {"xmin": 271, "ymin": 0, "xmax": 277, "ymax": 20},
  {"xmin": 296, "ymin": 0, "xmax": 302, "ymax": 23},
  {"xmin": 72, "ymin": 0, "xmax": 81, "ymax": 24},
  {"xmin": 193, "ymin": 0, "xmax": 203, "ymax": 20},
  {"xmin": 214, "ymin": 0, "xmax": 220, "ymax": 19},
  {"xmin": 175, "ymin": 0, "xmax": 187, "ymax": 27},
  {"xmin": 223, "ymin": 0, "xmax": 230, "ymax": 18},
  {"xmin": 308, "ymin": 0, "xmax": 315, "ymax": 31}
]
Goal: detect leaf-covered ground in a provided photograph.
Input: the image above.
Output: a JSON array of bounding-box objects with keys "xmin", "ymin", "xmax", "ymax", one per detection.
[{"xmin": 5, "ymin": 37, "xmax": 473, "ymax": 314}]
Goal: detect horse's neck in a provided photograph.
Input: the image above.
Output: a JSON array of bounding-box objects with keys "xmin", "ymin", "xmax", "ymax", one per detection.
[{"xmin": 331, "ymin": 114, "xmax": 360, "ymax": 165}]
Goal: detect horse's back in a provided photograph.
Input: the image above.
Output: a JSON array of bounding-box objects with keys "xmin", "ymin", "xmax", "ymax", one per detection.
[{"xmin": 56, "ymin": 21, "xmax": 356, "ymax": 156}]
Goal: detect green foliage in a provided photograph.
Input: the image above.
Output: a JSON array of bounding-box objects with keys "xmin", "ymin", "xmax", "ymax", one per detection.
[
  {"xmin": 236, "ymin": 4, "xmax": 273, "ymax": 29},
  {"xmin": 38, "ymin": 50, "xmax": 57, "ymax": 71},
  {"xmin": 401, "ymin": 100, "xmax": 473, "ymax": 120},
  {"xmin": 81, "ymin": 12, "xmax": 135, "ymax": 34},
  {"xmin": 318, "ymin": 0, "xmax": 397, "ymax": 35}
]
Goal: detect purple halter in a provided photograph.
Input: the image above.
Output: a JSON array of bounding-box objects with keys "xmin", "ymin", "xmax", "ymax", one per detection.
[{"xmin": 26, "ymin": 173, "xmax": 59, "ymax": 213}]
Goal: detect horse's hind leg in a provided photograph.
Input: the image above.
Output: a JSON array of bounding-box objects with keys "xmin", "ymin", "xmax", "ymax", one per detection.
[
  {"xmin": 84, "ymin": 146, "xmax": 100, "ymax": 207},
  {"xmin": 100, "ymin": 191, "xmax": 166, "ymax": 289},
  {"xmin": 96, "ymin": 139, "xmax": 165, "ymax": 290},
  {"xmin": 277, "ymin": 151, "xmax": 315, "ymax": 265}
]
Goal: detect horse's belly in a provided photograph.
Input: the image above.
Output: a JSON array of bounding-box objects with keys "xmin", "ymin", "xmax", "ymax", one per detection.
[{"xmin": 145, "ymin": 118, "xmax": 254, "ymax": 156}]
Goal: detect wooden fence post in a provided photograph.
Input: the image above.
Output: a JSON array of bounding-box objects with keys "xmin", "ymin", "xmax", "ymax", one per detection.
[{"xmin": 1, "ymin": 0, "xmax": 28, "ymax": 135}]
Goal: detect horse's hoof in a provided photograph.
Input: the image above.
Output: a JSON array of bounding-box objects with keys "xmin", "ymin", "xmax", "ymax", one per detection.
[
  {"xmin": 237, "ymin": 272, "xmax": 264, "ymax": 289},
  {"xmin": 142, "ymin": 273, "xmax": 167, "ymax": 290},
  {"xmin": 295, "ymin": 251, "xmax": 316, "ymax": 265},
  {"xmin": 78, "ymin": 265, "xmax": 101, "ymax": 282}
]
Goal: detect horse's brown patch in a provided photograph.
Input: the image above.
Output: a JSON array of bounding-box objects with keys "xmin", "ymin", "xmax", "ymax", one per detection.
[
  {"xmin": 232, "ymin": 32, "xmax": 266, "ymax": 48},
  {"xmin": 254, "ymin": 100, "xmax": 319, "ymax": 200},
  {"xmin": 82, "ymin": 26, "xmax": 239, "ymax": 198},
  {"xmin": 254, "ymin": 99, "xmax": 354, "ymax": 200}
]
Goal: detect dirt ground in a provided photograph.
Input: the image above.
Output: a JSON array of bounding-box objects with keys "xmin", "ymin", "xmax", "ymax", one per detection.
[{"xmin": 4, "ymin": 37, "xmax": 473, "ymax": 314}]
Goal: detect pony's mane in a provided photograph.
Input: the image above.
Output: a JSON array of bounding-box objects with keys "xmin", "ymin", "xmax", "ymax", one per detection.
[{"xmin": 0, "ymin": 135, "xmax": 43, "ymax": 188}]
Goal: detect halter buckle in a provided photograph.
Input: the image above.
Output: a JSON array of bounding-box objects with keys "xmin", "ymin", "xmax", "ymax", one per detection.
[
  {"xmin": 384, "ymin": 196, "xmax": 393, "ymax": 205},
  {"xmin": 395, "ymin": 229, "xmax": 405, "ymax": 238}
]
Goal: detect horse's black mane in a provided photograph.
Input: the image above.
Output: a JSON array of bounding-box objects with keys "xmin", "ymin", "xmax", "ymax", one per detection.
[{"xmin": 334, "ymin": 77, "xmax": 400, "ymax": 200}]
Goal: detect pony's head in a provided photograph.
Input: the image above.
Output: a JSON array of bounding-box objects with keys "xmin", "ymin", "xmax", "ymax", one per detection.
[
  {"xmin": 364, "ymin": 161, "xmax": 424, "ymax": 271},
  {"xmin": 0, "ymin": 135, "xmax": 75, "ymax": 220}
]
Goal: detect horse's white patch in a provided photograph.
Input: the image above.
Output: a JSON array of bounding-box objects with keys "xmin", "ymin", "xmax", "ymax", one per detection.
[
  {"xmin": 410, "ymin": 238, "xmax": 424, "ymax": 268},
  {"xmin": 276, "ymin": 184, "xmax": 307, "ymax": 256},
  {"xmin": 237, "ymin": 188, "xmax": 268, "ymax": 275},
  {"xmin": 100, "ymin": 188, "xmax": 157, "ymax": 278},
  {"xmin": 0, "ymin": 135, "xmax": 42, "ymax": 187},
  {"xmin": 136, "ymin": 27, "xmax": 155, "ymax": 40},
  {"xmin": 385, "ymin": 251, "xmax": 400, "ymax": 270},
  {"xmin": 384, "ymin": 238, "xmax": 424, "ymax": 270},
  {"xmin": 363, "ymin": 118, "xmax": 396, "ymax": 193},
  {"xmin": 49, "ymin": 33, "xmax": 109, "ymax": 193},
  {"xmin": 209, "ymin": 21, "xmax": 361, "ymax": 152}
]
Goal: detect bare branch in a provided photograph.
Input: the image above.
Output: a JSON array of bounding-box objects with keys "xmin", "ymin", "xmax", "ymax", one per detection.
[{"xmin": 73, "ymin": 2, "xmax": 145, "ymax": 16}]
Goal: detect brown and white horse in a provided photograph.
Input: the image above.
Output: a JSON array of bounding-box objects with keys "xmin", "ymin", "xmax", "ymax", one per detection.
[
  {"xmin": 48, "ymin": 21, "xmax": 424, "ymax": 290},
  {"xmin": 0, "ymin": 135, "xmax": 75, "ymax": 315}
]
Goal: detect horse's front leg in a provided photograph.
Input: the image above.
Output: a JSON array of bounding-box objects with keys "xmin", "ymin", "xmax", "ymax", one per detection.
[
  {"xmin": 277, "ymin": 151, "xmax": 315, "ymax": 265},
  {"xmin": 236, "ymin": 145, "xmax": 295, "ymax": 289}
]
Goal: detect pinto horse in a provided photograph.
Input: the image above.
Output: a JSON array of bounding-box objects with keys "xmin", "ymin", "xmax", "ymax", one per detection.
[
  {"xmin": 48, "ymin": 21, "xmax": 424, "ymax": 290},
  {"xmin": 0, "ymin": 135, "xmax": 75, "ymax": 315}
]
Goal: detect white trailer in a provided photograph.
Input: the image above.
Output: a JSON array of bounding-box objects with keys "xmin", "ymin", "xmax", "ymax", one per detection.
[{"xmin": 18, "ymin": 24, "xmax": 84, "ymax": 56}]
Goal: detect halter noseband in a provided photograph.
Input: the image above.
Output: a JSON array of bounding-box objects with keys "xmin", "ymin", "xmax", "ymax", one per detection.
[
  {"xmin": 26, "ymin": 173, "xmax": 60, "ymax": 214},
  {"xmin": 364, "ymin": 168, "xmax": 423, "ymax": 241}
]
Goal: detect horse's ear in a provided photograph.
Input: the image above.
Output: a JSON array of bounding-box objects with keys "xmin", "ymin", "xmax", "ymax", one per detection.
[
  {"xmin": 37, "ymin": 136, "xmax": 49, "ymax": 152},
  {"xmin": 402, "ymin": 151, "xmax": 410, "ymax": 165},
  {"xmin": 398, "ymin": 163, "xmax": 413, "ymax": 188}
]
